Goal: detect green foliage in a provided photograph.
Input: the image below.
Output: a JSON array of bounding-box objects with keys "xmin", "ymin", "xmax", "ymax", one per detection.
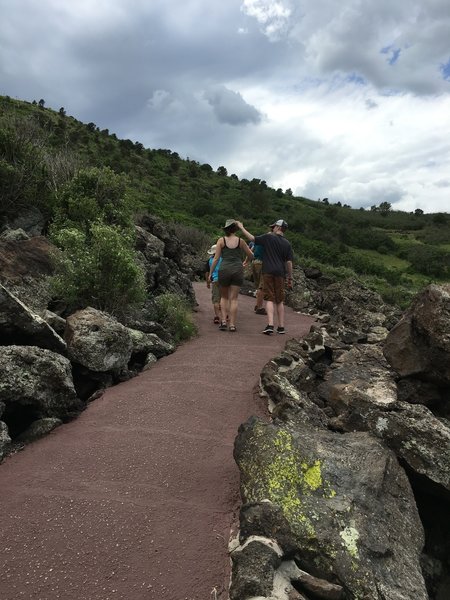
[
  {"xmin": 153, "ymin": 293, "xmax": 197, "ymax": 343},
  {"xmin": 48, "ymin": 165, "xmax": 145, "ymax": 314},
  {"xmin": 407, "ymin": 244, "xmax": 450, "ymax": 278},
  {"xmin": 0, "ymin": 113, "xmax": 53, "ymax": 221},
  {"xmin": 168, "ymin": 221, "xmax": 212, "ymax": 253},
  {"xmin": 2, "ymin": 94, "xmax": 450, "ymax": 312},
  {"xmin": 50, "ymin": 223, "xmax": 146, "ymax": 315}
]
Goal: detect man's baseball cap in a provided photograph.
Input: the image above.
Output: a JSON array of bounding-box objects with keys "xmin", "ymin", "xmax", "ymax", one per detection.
[{"xmin": 270, "ymin": 219, "xmax": 288, "ymax": 229}]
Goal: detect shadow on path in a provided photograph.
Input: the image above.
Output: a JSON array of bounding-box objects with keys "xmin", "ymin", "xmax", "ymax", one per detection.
[{"xmin": 0, "ymin": 282, "xmax": 314, "ymax": 600}]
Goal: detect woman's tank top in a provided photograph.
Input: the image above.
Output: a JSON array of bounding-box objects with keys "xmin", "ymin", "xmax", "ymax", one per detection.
[{"xmin": 220, "ymin": 237, "xmax": 243, "ymax": 270}]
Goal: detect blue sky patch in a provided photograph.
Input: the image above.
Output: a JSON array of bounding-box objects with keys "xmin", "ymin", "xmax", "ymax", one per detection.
[
  {"xmin": 381, "ymin": 44, "xmax": 400, "ymax": 65},
  {"xmin": 441, "ymin": 59, "xmax": 450, "ymax": 80}
]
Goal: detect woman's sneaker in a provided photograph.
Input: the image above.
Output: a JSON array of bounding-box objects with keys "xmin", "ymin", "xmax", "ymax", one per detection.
[
  {"xmin": 262, "ymin": 325, "xmax": 274, "ymax": 335},
  {"xmin": 276, "ymin": 326, "xmax": 285, "ymax": 334}
]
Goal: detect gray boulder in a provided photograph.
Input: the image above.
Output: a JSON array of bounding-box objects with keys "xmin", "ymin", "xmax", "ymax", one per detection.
[
  {"xmin": 0, "ymin": 284, "xmax": 66, "ymax": 354},
  {"xmin": 384, "ymin": 284, "xmax": 450, "ymax": 386},
  {"xmin": 65, "ymin": 307, "xmax": 133, "ymax": 372},
  {"xmin": 128, "ymin": 328, "xmax": 174, "ymax": 359},
  {"xmin": 234, "ymin": 417, "xmax": 428, "ymax": 600},
  {"xmin": 0, "ymin": 345, "xmax": 82, "ymax": 423},
  {"xmin": 0, "ymin": 421, "xmax": 11, "ymax": 461}
]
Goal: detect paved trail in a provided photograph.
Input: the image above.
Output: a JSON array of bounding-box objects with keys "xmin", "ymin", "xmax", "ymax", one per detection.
[{"xmin": 0, "ymin": 282, "xmax": 314, "ymax": 600}]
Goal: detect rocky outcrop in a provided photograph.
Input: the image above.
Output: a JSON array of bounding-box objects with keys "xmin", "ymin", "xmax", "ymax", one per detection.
[
  {"xmin": 0, "ymin": 216, "xmax": 196, "ymax": 459},
  {"xmin": 136, "ymin": 214, "xmax": 196, "ymax": 304},
  {"xmin": 65, "ymin": 307, "xmax": 134, "ymax": 372},
  {"xmin": 384, "ymin": 284, "xmax": 450, "ymax": 386},
  {"xmin": 233, "ymin": 417, "xmax": 427, "ymax": 600},
  {"xmin": 0, "ymin": 284, "xmax": 66, "ymax": 354},
  {"xmin": 0, "ymin": 345, "xmax": 82, "ymax": 447},
  {"xmin": 232, "ymin": 283, "xmax": 450, "ymax": 600}
]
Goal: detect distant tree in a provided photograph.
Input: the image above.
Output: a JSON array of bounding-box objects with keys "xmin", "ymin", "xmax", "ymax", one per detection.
[
  {"xmin": 335, "ymin": 201, "xmax": 342, "ymax": 207},
  {"xmin": 58, "ymin": 107, "xmax": 66, "ymax": 117},
  {"xmin": 217, "ymin": 166, "xmax": 228, "ymax": 176},
  {"xmin": 343, "ymin": 204, "xmax": 351, "ymax": 208},
  {"xmin": 379, "ymin": 201, "xmax": 392, "ymax": 216},
  {"xmin": 87, "ymin": 122, "xmax": 96, "ymax": 132},
  {"xmin": 322, "ymin": 198, "xmax": 329, "ymax": 205},
  {"xmin": 414, "ymin": 208, "xmax": 424, "ymax": 216},
  {"xmin": 370, "ymin": 205, "xmax": 378, "ymax": 212},
  {"xmin": 200, "ymin": 163, "xmax": 213, "ymax": 174},
  {"xmin": 38, "ymin": 99, "xmax": 45, "ymax": 108},
  {"xmin": 359, "ymin": 207, "xmax": 365, "ymax": 211},
  {"xmin": 230, "ymin": 173, "xmax": 239, "ymax": 180},
  {"xmin": 285, "ymin": 188, "xmax": 293, "ymax": 196},
  {"xmin": 276, "ymin": 188, "xmax": 283, "ymax": 198}
]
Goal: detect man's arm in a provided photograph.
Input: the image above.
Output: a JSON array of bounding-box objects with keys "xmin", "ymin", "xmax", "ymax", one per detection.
[
  {"xmin": 286, "ymin": 260, "xmax": 293, "ymax": 289},
  {"xmin": 236, "ymin": 221, "xmax": 255, "ymax": 242}
]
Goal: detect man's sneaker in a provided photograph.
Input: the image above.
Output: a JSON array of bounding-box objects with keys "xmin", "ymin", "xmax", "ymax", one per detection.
[
  {"xmin": 276, "ymin": 326, "xmax": 285, "ymax": 334},
  {"xmin": 255, "ymin": 307, "xmax": 267, "ymax": 315},
  {"xmin": 262, "ymin": 325, "xmax": 274, "ymax": 335}
]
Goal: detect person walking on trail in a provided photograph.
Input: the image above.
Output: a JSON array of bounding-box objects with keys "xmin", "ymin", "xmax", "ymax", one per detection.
[
  {"xmin": 205, "ymin": 244, "xmax": 222, "ymax": 324},
  {"xmin": 252, "ymin": 241, "xmax": 267, "ymax": 315},
  {"xmin": 208, "ymin": 219, "xmax": 254, "ymax": 332},
  {"xmin": 236, "ymin": 219, "xmax": 293, "ymax": 335},
  {"xmin": 243, "ymin": 242, "xmax": 266, "ymax": 315}
]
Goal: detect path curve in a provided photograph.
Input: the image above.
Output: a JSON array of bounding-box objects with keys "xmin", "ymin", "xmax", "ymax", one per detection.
[{"xmin": 0, "ymin": 282, "xmax": 314, "ymax": 600}]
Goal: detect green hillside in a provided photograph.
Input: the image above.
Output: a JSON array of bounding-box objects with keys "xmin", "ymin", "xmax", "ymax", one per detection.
[{"xmin": 1, "ymin": 95, "xmax": 449, "ymax": 309}]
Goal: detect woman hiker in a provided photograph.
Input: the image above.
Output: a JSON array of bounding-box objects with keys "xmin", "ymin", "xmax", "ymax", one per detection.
[{"xmin": 208, "ymin": 219, "xmax": 254, "ymax": 332}]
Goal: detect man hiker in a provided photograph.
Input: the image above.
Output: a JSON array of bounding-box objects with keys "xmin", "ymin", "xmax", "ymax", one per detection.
[{"xmin": 236, "ymin": 219, "xmax": 293, "ymax": 335}]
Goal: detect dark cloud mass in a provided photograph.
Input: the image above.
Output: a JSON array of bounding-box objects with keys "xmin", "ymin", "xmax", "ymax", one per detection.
[
  {"xmin": 1, "ymin": 0, "xmax": 450, "ymax": 212},
  {"xmin": 204, "ymin": 86, "xmax": 262, "ymax": 125}
]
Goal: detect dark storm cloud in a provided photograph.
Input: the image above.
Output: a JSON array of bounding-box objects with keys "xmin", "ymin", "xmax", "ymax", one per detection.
[{"xmin": 203, "ymin": 86, "xmax": 262, "ymax": 125}]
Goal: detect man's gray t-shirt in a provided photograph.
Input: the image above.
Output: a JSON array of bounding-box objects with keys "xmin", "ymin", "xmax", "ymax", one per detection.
[{"xmin": 254, "ymin": 233, "xmax": 293, "ymax": 277}]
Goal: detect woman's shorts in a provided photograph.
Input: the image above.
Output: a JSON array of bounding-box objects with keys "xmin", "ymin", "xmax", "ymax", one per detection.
[
  {"xmin": 219, "ymin": 267, "xmax": 244, "ymax": 287},
  {"xmin": 263, "ymin": 274, "xmax": 285, "ymax": 304}
]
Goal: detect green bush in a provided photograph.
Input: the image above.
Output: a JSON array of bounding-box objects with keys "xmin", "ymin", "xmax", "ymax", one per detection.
[
  {"xmin": 50, "ymin": 223, "xmax": 146, "ymax": 315},
  {"xmin": 153, "ymin": 293, "xmax": 197, "ymax": 343},
  {"xmin": 52, "ymin": 166, "xmax": 134, "ymax": 233}
]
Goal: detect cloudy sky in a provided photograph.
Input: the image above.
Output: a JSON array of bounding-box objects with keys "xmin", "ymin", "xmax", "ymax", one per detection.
[{"xmin": 1, "ymin": 0, "xmax": 450, "ymax": 213}]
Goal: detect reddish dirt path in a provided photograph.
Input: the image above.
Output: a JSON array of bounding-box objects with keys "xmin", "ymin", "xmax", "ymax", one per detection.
[{"xmin": 0, "ymin": 282, "xmax": 314, "ymax": 600}]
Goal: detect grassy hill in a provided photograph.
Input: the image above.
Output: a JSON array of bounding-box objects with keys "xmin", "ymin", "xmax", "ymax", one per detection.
[{"xmin": 1, "ymin": 94, "xmax": 449, "ymax": 309}]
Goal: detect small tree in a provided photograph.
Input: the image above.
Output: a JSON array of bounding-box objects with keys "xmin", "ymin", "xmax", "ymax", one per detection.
[{"xmin": 379, "ymin": 201, "xmax": 392, "ymax": 216}]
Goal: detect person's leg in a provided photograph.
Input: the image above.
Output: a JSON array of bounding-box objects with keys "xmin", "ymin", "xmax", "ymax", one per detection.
[
  {"xmin": 253, "ymin": 263, "xmax": 265, "ymax": 311},
  {"xmin": 212, "ymin": 282, "xmax": 221, "ymax": 322},
  {"xmin": 255, "ymin": 287, "xmax": 265, "ymax": 312},
  {"xmin": 262, "ymin": 274, "xmax": 275, "ymax": 334},
  {"xmin": 219, "ymin": 286, "xmax": 229, "ymax": 328},
  {"xmin": 276, "ymin": 301, "xmax": 285, "ymax": 328},
  {"xmin": 273, "ymin": 276, "xmax": 286, "ymax": 333},
  {"xmin": 228, "ymin": 285, "xmax": 240, "ymax": 328},
  {"xmin": 266, "ymin": 300, "xmax": 274, "ymax": 325}
]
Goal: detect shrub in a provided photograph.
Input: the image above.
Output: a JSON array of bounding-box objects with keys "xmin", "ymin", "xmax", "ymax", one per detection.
[
  {"xmin": 153, "ymin": 293, "xmax": 197, "ymax": 343},
  {"xmin": 50, "ymin": 223, "xmax": 146, "ymax": 315},
  {"xmin": 169, "ymin": 222, "xmax": 212, "ymax": 253}
]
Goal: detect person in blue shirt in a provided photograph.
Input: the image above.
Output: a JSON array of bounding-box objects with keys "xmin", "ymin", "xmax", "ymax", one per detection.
[{"xmin": 205, "ymin": 244, "xmax": 222, "ymax": 324}]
